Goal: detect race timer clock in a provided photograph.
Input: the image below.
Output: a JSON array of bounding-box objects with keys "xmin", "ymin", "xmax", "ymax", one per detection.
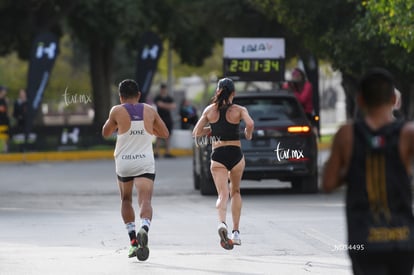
[
  {"xmin": 223, "ymin": 38, "xmax": 285, "ymax": 82},
  {"xmin": 223, "ymin": 58, "xmax": 285, "ymax": 81},
  {"xmin": 229, "ymin": 59, "xmax": 280, "ymax": 73}
]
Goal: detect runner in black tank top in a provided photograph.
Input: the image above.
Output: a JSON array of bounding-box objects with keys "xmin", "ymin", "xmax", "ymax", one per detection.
[
  {"xmin": 345, "ymin": 120, "xmax": 414, "ymax": 275},
  {"xmin": 210, "ymin": 105, "xmax": 240, "ymax": 141},
  {"xmin": 210, "ymin": 104, "xmax": 243, "ymax": 170},
  {"xmin": 346, "ymin": 119, "xmax": 414, "ymax": 251},
  {"xmin": 323, "ymin": 68, "xmax": 414, "ymax": 275},
  {"xmin": 192, "ymin": 78, "xmax": 254, "ymax": 250}
]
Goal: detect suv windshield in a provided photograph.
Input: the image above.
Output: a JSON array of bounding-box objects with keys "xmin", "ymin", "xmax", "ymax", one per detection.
[{"xmin": 234, "ymin": 97, "xmax": 303, "ymax": 121}]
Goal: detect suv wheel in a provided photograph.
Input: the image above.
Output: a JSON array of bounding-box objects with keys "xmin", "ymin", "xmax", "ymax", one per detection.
[
  {"xmin": 192, "ymin": 150, "xmax": 200, "ymax": 190},
  {"xmin": 291, "ymin": 174, "xmax": 318, "ymax": 193},
  {"xmin": 200, "ymin": 169, "xmax": 216, "ymax": 195},
  {"xmin": 193, "ymin": 169, "xmax": 201, "ymax": 190}
]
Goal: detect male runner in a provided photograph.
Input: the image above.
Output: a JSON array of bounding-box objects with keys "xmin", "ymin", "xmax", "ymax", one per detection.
[
  {"xmin": 323, "ymin": 68, "xmax": 414, "ymax": 274},
  {"xmin": 102, "ymin": 79, "xmax": 169, "ymax": 261}
]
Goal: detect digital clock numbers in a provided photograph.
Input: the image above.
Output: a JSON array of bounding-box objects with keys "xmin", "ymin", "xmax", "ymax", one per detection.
[
  {"xmin": 223, "ymin": 58, "xmax": 284, "ymax": 81},
  {"xmin": 229, "ymin": 59, "xmax": 280, "ymax": 73},
  {"xmin": 223, "ymin": 38, "xmax": 285, "ymax": 81}
]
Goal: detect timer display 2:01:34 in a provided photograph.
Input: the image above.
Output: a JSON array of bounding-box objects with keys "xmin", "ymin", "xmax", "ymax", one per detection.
[{"xmin": 228, "ymin": 59, "xmax": 280, "ymax": 73}]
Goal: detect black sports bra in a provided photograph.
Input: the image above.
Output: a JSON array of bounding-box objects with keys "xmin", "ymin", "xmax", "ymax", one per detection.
[{"xmin": 210, "ymin": 105, "xmax": 240, "ymax": 141}]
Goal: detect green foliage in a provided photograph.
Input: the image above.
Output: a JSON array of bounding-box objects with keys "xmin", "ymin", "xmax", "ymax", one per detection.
[
  {"xmin": 156, "ymin": 42, "xmax": 223, "ymax": 81},
  {"xmin": 67, "ymin": 0, "xmax": 152, "ymax": 124},
  {"xmin": 359, "ymin": 0, "xmax": 414, "ymax": 52},
  {"xmin": 47, "ymin": 34, "xmax": 91, "ymax": 105},
  {"xmin": 150, "ymin": 0, "xmax": 287, "ymax": 66},
  {"xmin": 251, "ymin": 0, "xmax": 414, "ymax": 76},
  {"xmin": 0, "ymin": 0, "xmax": 74, "ymax": 60},
  {"xmin": 193, "ymin": 85, "xmax": 216, "ymax": 105},
  {"xmin": 0, "ymin": 34, "xmax": 91, "ymax": 111},
  {"xmin": 68, "ymin": 0, "xmax": 148, "ymax": 47},
  {"xmin": 148, "ymin": 0, "xmax": 216, "ymax": 66},
  {"xmin": 0, "ymin": 53, "xmax": 27, "ymax": 98},
  {"xmin": 6, "ymin": 0, "xmax": 414, "ymax": 124}
]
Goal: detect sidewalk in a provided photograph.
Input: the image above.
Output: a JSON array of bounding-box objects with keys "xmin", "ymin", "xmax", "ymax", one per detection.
[
  {"xmin": 0, "ymin": 125, "xmax": 333, "ymax": 163},
  {"xmin": 0, "ymin": 142, "xmax": 331, "ymax": 163}
]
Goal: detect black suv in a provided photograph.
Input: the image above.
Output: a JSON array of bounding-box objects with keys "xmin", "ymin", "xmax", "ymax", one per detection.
[{"xmin": 193, "ymin": 90, "xmax": 318, "ymax": 195}]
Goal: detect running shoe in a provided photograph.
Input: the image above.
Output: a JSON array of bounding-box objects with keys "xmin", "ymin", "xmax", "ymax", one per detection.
[
  {"xmin": 217, "ymin": 222, "xmax": 233, "ymax": 250},
  {"xmin": 231, "ymin": 230, "xmax": 241, "ymax": 246},
  {"xmin": 136, "ymin": 227, "xmax": 150, "ymax": 261},
  {"xmin": 128, "ymin": 240, "xmax": 138, "ymax": 258}
]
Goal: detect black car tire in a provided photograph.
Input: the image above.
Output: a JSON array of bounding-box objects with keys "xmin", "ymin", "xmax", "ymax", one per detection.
[
  {"xmin": 200, "ymin": 168, "xmax": 216, "ymax": 196},
  {"xmin": 193, "ymin": 166, "xmax": 201, "ymax": 190},
  {"xmin": 192, "ymin": 149, "xmax": 200, "ymax": 190},
  {"xmin": 291, "ymin": 174, "xmax": 319, "ymax": 194}
]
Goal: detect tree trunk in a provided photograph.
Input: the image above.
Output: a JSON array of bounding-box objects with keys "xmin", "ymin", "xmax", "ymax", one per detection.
[
  {"xmin": 341, "ymin": 73, "xmax": 359, "ymax": 119},
  {"xmin": 89, "ymin": 40, "xmax": 113, "ymax": 127},
  {"xmin": 395, "ymin": 78, "xmax": 414, "ymax": 120},
  {"xmin": 406, "ymin": 84, "xmax": 414, "ymax": 120},
  {"xmin": 201, "ymin": 77, "xmax": 211, "ymax": 108}
]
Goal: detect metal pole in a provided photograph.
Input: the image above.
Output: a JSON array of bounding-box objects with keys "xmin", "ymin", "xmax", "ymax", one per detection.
[{"xmin": 167, "ymin": 40, "xmax": 173, "ymax": 95}]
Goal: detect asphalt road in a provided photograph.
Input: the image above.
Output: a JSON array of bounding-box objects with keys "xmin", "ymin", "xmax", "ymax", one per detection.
[{"xmin": 0, "ymin": 155, "xmax": 353, "ymax": 275}]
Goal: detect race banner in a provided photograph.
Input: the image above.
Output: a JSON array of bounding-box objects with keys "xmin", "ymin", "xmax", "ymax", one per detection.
[
  {"xmin": 136, "ymin": 32, "xmax": 163, "ymax": 102},
  {"xmin": 25, "ymin": 32, "xmax": 59, "ymax": 137}
]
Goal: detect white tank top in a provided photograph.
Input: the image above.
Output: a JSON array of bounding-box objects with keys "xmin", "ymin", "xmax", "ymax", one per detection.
[{"xmin": 114, "ymin": 103, "xmax": 155, "ymax": 177}]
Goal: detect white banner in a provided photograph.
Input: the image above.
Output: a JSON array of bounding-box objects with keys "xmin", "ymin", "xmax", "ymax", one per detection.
[{"xmin": 223, "ymin": 38, "xmax": 285, "ymax": 59}]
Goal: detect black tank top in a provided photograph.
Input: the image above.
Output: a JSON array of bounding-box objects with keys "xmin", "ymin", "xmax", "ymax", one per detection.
[
  {"xmin": 210, "ymin": 105, "xmax": 240, "ymax": 141},
  {"xmin": 345, "ymin": 119, "xmax": 414, "ymax": 253}
]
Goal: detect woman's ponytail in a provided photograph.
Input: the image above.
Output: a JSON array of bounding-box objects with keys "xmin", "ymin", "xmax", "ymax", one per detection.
[{"xmin": 212, "ymin": 78, "xmax": 235, "ymax": 109}]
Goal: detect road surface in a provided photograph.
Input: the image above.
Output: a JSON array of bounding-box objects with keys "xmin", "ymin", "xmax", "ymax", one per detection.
[{"xmin": 0, "ymin": 155, "xmax": 353, "ymax": 275}]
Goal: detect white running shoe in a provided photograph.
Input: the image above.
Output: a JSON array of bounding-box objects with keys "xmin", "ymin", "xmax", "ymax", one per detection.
[
  {"xmin": 217, "ymin": 222, "xmax": 233, "ymax": 250},
  {"xmin": 231, "ymin": 230, "xmax": 241, "ymax": 245}
]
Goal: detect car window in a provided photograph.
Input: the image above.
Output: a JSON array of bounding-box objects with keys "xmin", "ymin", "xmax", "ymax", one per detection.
[{"xmin": 234, "ymin": 97, "xmax": 302, "ymax": 121}]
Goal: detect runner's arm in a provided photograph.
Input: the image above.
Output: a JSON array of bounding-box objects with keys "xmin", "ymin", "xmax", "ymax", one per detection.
[
  {"xmin": 102, "ymin": 106, "xmax": 118, "ymax": 138},
  {"xmin": 152, "ymin": 110, "xmax": 169, "ymax": 138},
  {"xmin": 241, "ymin": 107, "xmax": 254, "ymax": 140},
  {"xmin": 192, "ymin": 108, "xmax": 211, "ymax": 137},
  {"xmin": 322, "ymin": 125, "xmax": 349, "ymax": 193}
]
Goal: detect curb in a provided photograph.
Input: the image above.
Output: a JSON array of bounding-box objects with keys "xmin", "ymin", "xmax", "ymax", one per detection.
[
  {"xmin": 0, "ymin": 148, "xmax": 193, "ymax": 163},
  {"xmin": 0, "ymin": 150, "xmax": 114, "ymax": 163},
  {"xmin": 0, "ymin": 143, "xmax": 330, "ymax": 163},
  {"xmin": 317, "ymin": 142, "xmax": 331, "ymax": 151}
]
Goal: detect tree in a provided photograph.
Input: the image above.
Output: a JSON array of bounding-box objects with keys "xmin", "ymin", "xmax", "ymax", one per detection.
[
  {"xmin": 252, "ymin": 0, "xmax": 414, "ymax": 119},
  {"xmin": 67, "ymin": 0, "xmax": 150, "ymax": 126},
  {"xmin": 152, "ymin": 0, "xmax": 292, "ymax": 106},
  {"xmin": 0, "ymin": 0, "xmax": 74, "ymax": 60},
  {"xmin": 66, "ymin": 0, "xmax": 226, "ymax": 125},
  {"xmin": 359, "ymin": 0, "xmax": 414, "ymax": 52},
  {"xmin": 0, "ymin": 0, "xmax": 78, "ymax": 129},
  {"xmin": 67, "ymin": 0, "xmax": 289, "ymax": 126}
]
